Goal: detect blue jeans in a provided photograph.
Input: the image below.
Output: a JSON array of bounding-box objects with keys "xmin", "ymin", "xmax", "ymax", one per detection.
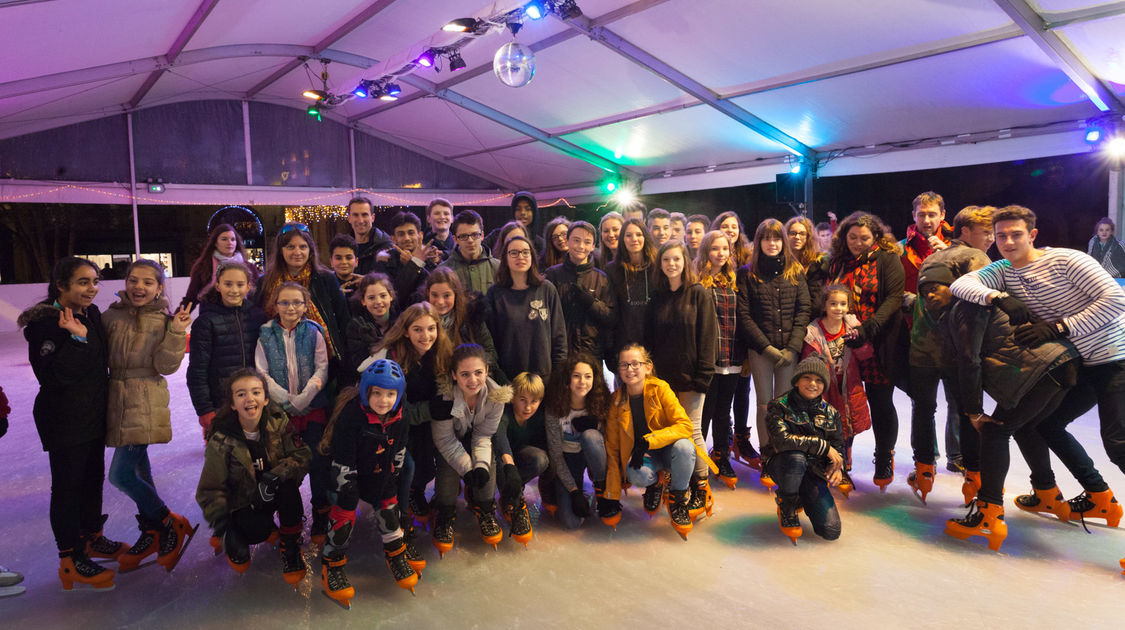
[
  {"xmin": 767, "ymin": 451, "xmax": 841, "ymax": 541},
  {"xmin": 554, "ymin": 429, "xmax": 608, "ymax": 530},
  {"xmin": 625, "ymin": 439, "xmax": 694, "ymax": 492},
  {"xmin": 108, "ymin": 445, "xmax": 166, "ymax": 521}
]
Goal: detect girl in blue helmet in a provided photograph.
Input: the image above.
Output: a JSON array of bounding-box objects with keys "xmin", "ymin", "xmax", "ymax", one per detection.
[{"xmin": 317, "ymin": 358, "xmax": 418, "ymax": 608}]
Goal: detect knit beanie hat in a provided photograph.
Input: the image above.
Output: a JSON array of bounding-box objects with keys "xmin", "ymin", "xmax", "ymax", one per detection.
[
  {"xmin": 917, "ymin": 263, "xmax": 955, "ymax": 288},
  {"xmin": 791, "ymin": 354, "xmax": 830, "ymax": 387}
]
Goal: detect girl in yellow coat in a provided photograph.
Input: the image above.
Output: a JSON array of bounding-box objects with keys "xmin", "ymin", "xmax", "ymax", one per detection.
[
  {"xmin": 103, "ymin": 259, "xmax": 195, "ymax": 572},
  {"xmin": 598, "ymin": 343, "xmax": 712, "ymax": 539}
]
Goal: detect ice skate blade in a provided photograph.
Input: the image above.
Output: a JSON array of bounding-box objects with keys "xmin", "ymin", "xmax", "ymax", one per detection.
[
  {"xmin": 158, "ymin": 523, "xmax": 200, "ymax": 573},
  {"xmin": 61, "ymin": 581, "xmax": 115, "ymax": 592},
  {"xmin": 322, "ymin": 590, "xmax": 351, "ymax": 609}
]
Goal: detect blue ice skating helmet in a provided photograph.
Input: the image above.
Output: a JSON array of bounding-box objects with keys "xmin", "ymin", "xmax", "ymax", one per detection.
[{"xmin": 360, "ymin": 358, "xmax": 406, "ymax": 413}]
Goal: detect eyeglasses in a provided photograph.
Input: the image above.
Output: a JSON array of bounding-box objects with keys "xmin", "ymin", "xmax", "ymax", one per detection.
[
  {"xmin": 552, "ymin": 232, "xmax": 568, "ymax": 241},
  {"xmin": 280, "ymin": 223, "xmax": 309, "ymax": 235},
  {"xmin": 455, "ymin": 231, "xmax": 483, "ymax": 242},
  {"xmin": 507, "ymin": 249, "xmax": 532, "ymax": 259},
  {"xmin": 618, "ymin": 361, "xmax": 647, "ymax": 371},
  {"xmin": 277, "ymin": 300, "xmax": 305, "ymax": 309}
]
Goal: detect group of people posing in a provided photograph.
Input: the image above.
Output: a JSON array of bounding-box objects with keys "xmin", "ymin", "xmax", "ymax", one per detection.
[{"xmin": 18, "ymin": 190, "xmax": 1125, "ymax": 604}]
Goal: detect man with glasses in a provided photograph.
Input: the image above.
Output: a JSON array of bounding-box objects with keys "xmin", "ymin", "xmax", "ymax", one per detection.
[
  {"xmin": 439, "ymin": 210, "xmax": 500, "ymax": 295},
  {"xmin": 346, "ymin": 196, "xmax": 392, "ymax": 274}
]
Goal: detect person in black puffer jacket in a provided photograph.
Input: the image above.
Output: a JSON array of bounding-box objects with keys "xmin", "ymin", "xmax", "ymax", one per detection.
[
  {"xmin": 345, "ymin": 273, "xmax": 398, "ymax": 372},
  {"xmin": 188, "ymin": 262, "xmax": 267, "ymax": 436},
  {"xmin": 544, "ymin": 221, "xmax": 614, "ymax": 362},
  {"xmin": 737, "ymin": 219, "xmax": 811, "ymax": 453},
  {"xmin": 19, "ymin": 257, "xmax": 123, "ymax": 590}
]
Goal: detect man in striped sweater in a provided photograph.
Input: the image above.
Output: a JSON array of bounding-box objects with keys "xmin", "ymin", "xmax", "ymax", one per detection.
[{"xmin": 950, "ymin": 205, "xmax": 1125, "ymax": 546}]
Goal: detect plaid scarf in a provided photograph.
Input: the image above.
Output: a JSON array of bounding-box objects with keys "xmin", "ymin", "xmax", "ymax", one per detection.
[
  {"xmin": 265, "ymin": 265, "xmax": 337, "ymax": 358},
  {"xmin": 708, "ymin": 281, "xmax": 738, "ymax": 368},
  {"xmin": 830, "ymin": 245, "xmax": 886, "ymax": 383}
]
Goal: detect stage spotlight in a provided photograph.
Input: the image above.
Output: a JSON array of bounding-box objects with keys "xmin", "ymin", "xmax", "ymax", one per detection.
[
  {"xmin": 444, "ymin": 18, "xmax": 478, "ymax": 32},
  {"xmin": 416, "ymin": 49, "xmax": 437, "ymax": 68},
  {"xmin": 612, "ymin": 189, "xmax": 636, "ymax": 206},
  {"xmin": 302, "ymin": 89, "xmax": 327, "ymax": 101},
  {"xmin": 1086, "ymin": 124, "xmax": 1103, "ymax": 144},
  {"xmin": 379, "ymin": 83, "xmax": 401, "ymax": 101},
  {"xmin": 1107, "ymin": 137, "xmax": 1125, "ymax": 159},
  {"xmin": 790, "ymin": 162, "xmax": 802, "ymax": 174},
  {"xmin": 555, "ymin": 0, "xmax": 583, "ymax": 19},
  {"xmin": 353, "ymin": 83, "xmax": 369, "ymax": 98},
  {"xmin": 448, "ymin": 51, "xmax": 467, "ymax": 72},
  {"xmin": 524, "ymin": 1, "xmax": 546, "ymax": 20},
  {"xmin": 306, "ymin": 105, "xmax": 322, "ymax": 121}
]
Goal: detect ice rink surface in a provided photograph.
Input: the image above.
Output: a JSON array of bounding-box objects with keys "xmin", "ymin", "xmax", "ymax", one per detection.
[{"xmin": 0, "ymin": 329, "xmax": 1121, "ymax": 628}]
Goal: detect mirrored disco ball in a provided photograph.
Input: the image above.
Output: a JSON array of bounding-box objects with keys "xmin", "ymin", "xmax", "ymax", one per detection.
[{"xmin": 493, "ymin": 42, "xmax": 536, "ymax": 88}]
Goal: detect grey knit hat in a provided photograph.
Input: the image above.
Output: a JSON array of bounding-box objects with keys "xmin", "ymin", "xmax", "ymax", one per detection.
[{"xmin": 791, "ymin": 354, "xmax": 830, "ymax": 387}]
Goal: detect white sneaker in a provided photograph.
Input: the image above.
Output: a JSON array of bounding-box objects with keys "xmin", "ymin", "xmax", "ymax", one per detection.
[{"xmin": 0, "ymin": 565, "xmax": 24, "ymax": 587}]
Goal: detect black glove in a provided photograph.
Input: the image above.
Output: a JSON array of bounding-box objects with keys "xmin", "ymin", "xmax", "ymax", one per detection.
[
  {"xmin": 250, "ymin": 471, "xmax": 281, "ymax": 511},
  {"xmin": 499, "ymin": 463, "xmax": 523, "ymax": 504},
  {"xmin": 570, "ymin": 490, "xmax": 590, "ymax": 518},
  {"xmin": 571, "ymin": 415, "xmax": 598, "ymax": 433},
  {"xmin": 429, "ymin": 399, "xmax": 454, "ymax": 420},
  {"xmin": 597, "ymin": 497, "xmax": 621, "ymax": 518},
  {"xmin": 464, "ymin": 467, "xmax": 490, "ymax": 492},
  {"xmin": 628, "ymin": 437, "xmax": 649, "ymax": 470},
  {"xmin": 572, "ymin": 286, "xmax": 595, "ymax": 306},
  {"xmin": 1014, "ymin": 320, "xmax": 1067, "ymax": 346},
  {"xmin": 844, "ymin": 325, "xmax": 868, "ymax": 348},
  {"xmin": 0, "ymin": 417, "xmax": 7, "ymax": 439},
  {"xmin": 993, "ymin": 294, "xmax": 1032, "ymax": 326}
]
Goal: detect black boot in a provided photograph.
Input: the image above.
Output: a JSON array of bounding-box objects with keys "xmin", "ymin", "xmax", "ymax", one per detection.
[
  {"xmin": 83, "ymin": 514, "xmax": 126, "ymax": 561},
  {"xmin": 643, "ymin": 473, "xmax": 667, "ymax": 516},
  {"xmin": 432, "ymin": 506, "xmax": 456, "ymax": 557},
  {"xmin": 776, "ymin": 494, "xmax": 803, "ymax": 544},
  {"xmin": 505, "ymin": 496, "xmax": 533, "ymax": 546},
  {"xmin": 384, "ymin": 539, "xmax": 418, "ymax": 593},
  {"xmin": 472, "ymin": 500, "xmax": 503, "ymax": 549},
  {"xmin": 668, "ymin": 489, "xmax": 692, "ymax": 539},
  {"xmin": 223, "ymin": 526, "xmax": 251, "ymax": 573},
  {"xmin": 278, "ymin": 533, "xmax": 307, "ymax": 586}
]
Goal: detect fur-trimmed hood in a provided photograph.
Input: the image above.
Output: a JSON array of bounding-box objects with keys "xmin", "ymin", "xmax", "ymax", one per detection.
[
  {"xmin": 17, "ymin": 301, "xmax": 59, "ymax": 329},
  {"xmin": 436, "ymin": 373, "xmax": 512, "ymax": 406}
]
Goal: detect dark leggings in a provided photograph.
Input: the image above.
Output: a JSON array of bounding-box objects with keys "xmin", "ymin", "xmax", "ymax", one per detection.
[
  {"xmin": 979, "ymin": 363, "xmax": 1106, "ymax": 503},
  {"xmin": 1043, "ymin": 360, "xmax": 1125, "ymax": 477},
  {"xmin": 299, "ymin": 421, "xmax": 330, "ymax": 510},
  {"xmin": 230, "ymin": 480, "xmax": 304, "ymax": 543},
  {"xmin": 767, "ymin": 451, "xmax": 841, "ymax": 540},
  {"xmin": 908, "ymin": 365, "xmax": 961, "ymax": 465},
  {"xmin": 48, "ymin": 438, "xmax": 106, "ymax": 552},
  {"xmin": 409, "ymin": 423, "xmax": 436, "ymax": 497},
  {"xmin": 701, "ymin": 373, "xmax": 740, "ymax": 451},
  {"xmin": 864, "ymin": 382, "xmax": 899, "ymax": 458},
  {"xmin": 732, "ymin": 374, "xmax": 751, "ymax": 435}
]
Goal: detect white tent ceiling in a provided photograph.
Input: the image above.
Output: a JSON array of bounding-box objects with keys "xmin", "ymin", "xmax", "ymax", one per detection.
[{"xmin": 0, "ymin": 0, "xmax": 1122, "ymax": 198}]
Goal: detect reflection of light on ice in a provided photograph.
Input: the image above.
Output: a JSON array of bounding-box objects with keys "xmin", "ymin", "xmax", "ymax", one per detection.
[{"xmin": 0, "ymin": 329, "xmax": 1122, "ymax": 624}]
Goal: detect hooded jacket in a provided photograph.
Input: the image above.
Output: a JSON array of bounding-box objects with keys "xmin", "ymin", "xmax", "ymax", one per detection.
[
  {"xmin": 102, "ymin": 293, "xmax": 187, "ymax": 447},
  {"xmin": 430, "ymin": 377, "xmax": 513, "ymax": 476},
  {"xmin": 944, "ymin": 301, "xmax": 1080, "ymax": 413},
  {"xmin": 20, "ymin": 301, "xmax": 108, "ymax": 451},
  {"xmin": 483, "ymin": 191, "xmax": 545, "ymax": 254},
  {"xmin": 438, "ymin": 245, "xmax": 501, "ymax": 296},
  {"xmin": 544, "ymin": 257, "xmax": 613, "ymax": 360},
  {"xmin": 909, "ymin": 240, "xmax": 991, "ymax": 368},
  {"xmin": 187, "ymin": 296, "xmax": 267, "ymax": 416},
  {"xmin": 195, "ymin": 405, "xmax": 311, "ymax": 529}
]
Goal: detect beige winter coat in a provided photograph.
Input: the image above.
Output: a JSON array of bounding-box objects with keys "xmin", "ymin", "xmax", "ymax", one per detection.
[{"xmin": 102, "ymin": 293, "xmax": 187, "ymax": 447}]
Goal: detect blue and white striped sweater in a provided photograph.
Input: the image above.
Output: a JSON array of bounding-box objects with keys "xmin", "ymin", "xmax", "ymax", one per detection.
[{"xmin": 950, "ymin": 247, "xmax": 1125, "ymax": 365}]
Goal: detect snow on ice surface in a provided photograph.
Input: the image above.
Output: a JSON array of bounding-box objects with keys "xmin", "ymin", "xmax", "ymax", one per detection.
[{"xmin": 0, "ymin": 329, "xmax": 1121, "ymax": 628}]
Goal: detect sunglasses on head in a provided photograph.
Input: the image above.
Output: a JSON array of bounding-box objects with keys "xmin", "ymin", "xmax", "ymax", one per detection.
[{"xmin": 280, "ymin": 223, "xmax": 310, "ymax": 235}]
